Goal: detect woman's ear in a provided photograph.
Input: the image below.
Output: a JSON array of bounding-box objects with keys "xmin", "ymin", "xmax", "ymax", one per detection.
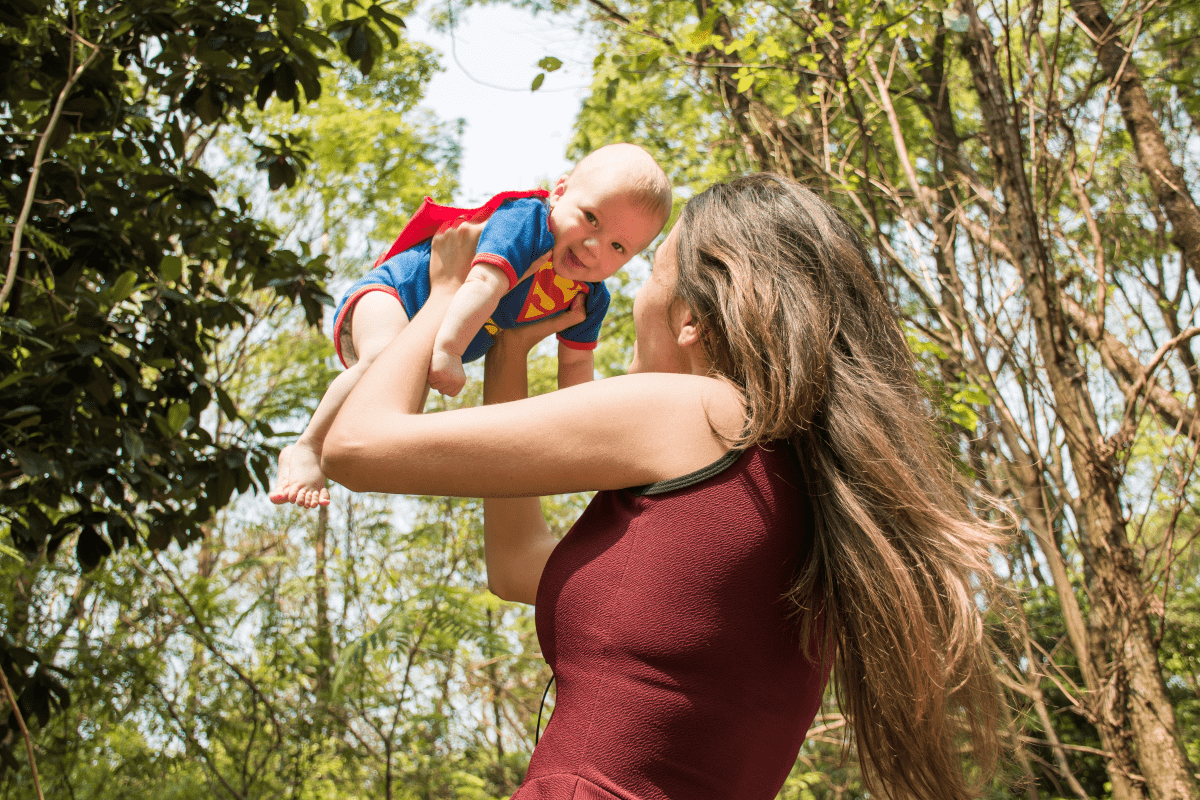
[{"xmin": 675, "ymin": 308, "xmax": 701, "ymax": 348}]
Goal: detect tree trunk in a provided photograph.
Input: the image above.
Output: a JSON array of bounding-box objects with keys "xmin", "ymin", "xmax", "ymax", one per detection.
[
  {"xmin": 186, "ymin": 536, "xmax": 215, "ymax": 716},
  {"xmin": 314, "ymin": 504, "xmax": 333, "ymax": 702},
  {"xmin": 1068, "ymin": 0, "xmax": 1200, "ymax": 280},
  {"xmin": 959, "ymin": 1, "xmax": 1198, "ymax": 797}
]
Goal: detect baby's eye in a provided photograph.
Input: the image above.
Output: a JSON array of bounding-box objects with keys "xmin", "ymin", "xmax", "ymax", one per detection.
[
  {"xmin": 585, "ymin": 211, "xmax": 597, "ymax": 225},
  {"xmin": 611, "ymin": 242, "xmax": 625, "ymax": 254}
]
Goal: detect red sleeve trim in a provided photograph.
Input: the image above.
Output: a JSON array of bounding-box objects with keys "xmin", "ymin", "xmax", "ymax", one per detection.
[
  {"xmin": 334, "ymin": 285, "xmax": 401, "ymax": 368},
  {"xmin": 472, "ymin": 253, "xmax": 519, "ymax": 289},
  {"xmin": 557, "ymin": 336, "xmax": 598, "ymax": 350}
]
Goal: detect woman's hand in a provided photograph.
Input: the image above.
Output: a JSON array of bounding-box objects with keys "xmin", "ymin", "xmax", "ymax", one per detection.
[
  {"xmin": 484, "ymin": 295, "xmax": 585, "ymax": 406},
  {"xmin": 429, "ymin": 217, "xmax": 485, "ymax": 290},
  {"xmin": 492, "ymin": 295, "xmax": 586, "ymax": 361}
]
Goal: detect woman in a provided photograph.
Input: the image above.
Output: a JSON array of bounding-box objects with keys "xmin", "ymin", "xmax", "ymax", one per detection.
[{"xmin": 323, "ymin": 174, "xmax": 1003, "ymax": 800}]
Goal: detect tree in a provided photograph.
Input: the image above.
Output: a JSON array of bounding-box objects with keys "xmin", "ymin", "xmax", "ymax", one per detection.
[{"xmin": 0, "ymin": 0, "xmax": 416, "ymax": 776}]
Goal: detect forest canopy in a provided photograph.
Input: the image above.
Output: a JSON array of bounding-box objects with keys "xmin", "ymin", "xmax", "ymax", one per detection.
[{"xmin": 3, "ymin": 0, "xmax": 1200, "ymax": 797}]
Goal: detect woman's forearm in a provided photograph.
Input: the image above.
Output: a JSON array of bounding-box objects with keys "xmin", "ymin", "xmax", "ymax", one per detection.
[
  {"xmin": 322, "ymin": 283, "xmax": 457, "ymax": 490},
  {"xmin": 482, "ymin": 333, "xmax": 533, "ymax": 405},
  {"xmin": 482, "ymin": 329, "xmax": 560, "ymax": 604},
  {"xmin": 323, "ymin": 219, "xmax": 485, "ymax": 487}
]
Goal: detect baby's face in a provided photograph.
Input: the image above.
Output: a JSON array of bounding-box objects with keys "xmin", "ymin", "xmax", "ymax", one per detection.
[{"xmin": 546, "ymin": 172, "xmax": 664, "ymax": 284}]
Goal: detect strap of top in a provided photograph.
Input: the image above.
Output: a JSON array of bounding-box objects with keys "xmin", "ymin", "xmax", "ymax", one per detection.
[{"xmin": 631, "ymin": 448, "xmax": 746, "ymax": 497}]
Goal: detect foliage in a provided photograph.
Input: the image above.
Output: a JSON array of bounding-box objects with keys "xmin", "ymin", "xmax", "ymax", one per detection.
[{"xmin": 0, "ymin": 0, "xmax": 439, "ymax": 776}]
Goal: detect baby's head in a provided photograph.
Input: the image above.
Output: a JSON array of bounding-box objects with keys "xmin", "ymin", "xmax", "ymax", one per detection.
[{"xmin": 546, "ymin": 143, "xmax": 672, "ymax": 283}]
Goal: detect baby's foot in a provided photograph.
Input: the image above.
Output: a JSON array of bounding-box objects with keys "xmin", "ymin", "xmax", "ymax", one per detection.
[
  {"xmin": 428, "ymin": 349, "xmax": 467, "ymax": 397},
  {"xmin": 270, "ymin": 442, "xmax": 330, "ymax": 508}
]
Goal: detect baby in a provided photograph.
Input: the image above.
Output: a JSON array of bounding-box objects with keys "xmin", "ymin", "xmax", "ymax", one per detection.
[{"xmin": 271, "ymin": 143, "xmax": 672, "ymax": 507}]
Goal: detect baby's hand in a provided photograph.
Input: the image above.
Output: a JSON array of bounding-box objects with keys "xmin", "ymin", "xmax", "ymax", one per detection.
[{"xmin": 429, "ymin": 347, "xmax": 467, "ymax": 396}]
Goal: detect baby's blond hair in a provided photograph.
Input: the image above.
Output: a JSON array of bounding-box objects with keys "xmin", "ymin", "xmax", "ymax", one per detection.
[{"xmin": 572, "ymin": 143, "xmax": 672, "ymax": 224}]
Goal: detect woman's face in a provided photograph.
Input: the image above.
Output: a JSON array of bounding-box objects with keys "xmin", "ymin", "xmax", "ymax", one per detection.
[{"xmin": 629, "ymin": 225, "xmax": 692, "ymax": 375}]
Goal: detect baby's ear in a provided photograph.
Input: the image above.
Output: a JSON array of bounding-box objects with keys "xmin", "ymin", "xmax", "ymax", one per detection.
[{"xmin": 550, "ymin": 174, "xmax": 569, "ymax": 199}]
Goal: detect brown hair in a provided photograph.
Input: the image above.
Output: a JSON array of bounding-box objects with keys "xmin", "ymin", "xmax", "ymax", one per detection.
[{"xmin": 673, "ymin": 173, "xmax": 1004, "ymax": 799}]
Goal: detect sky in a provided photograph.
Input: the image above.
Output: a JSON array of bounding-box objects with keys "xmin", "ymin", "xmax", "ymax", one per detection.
[{"xmin": 408, "ymin": 3, "xmax": 598, "ymax": 206}]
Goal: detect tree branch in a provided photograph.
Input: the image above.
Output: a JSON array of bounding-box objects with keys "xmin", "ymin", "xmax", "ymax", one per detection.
[
  {"xmin": 1, "ymin": 38, "xmax": 102, "ymax": 312},
  {"xmin": 0, "ymin": 664, "xmax": 45, "ymax": 800}
]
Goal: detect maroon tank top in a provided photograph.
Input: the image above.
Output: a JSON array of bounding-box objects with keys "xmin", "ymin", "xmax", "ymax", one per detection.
[{"xmin": 514, "ymin": 445, "xmax": 828, "ymax": 800}]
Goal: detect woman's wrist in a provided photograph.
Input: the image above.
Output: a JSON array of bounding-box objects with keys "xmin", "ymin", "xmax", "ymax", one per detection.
[
  {"xmin": 483, "ymin": 330, "xmax": 530, "ymax": 405},
  {"xmin": 490, "ymin": 327, "xmax": 539, "ymax": 361}
]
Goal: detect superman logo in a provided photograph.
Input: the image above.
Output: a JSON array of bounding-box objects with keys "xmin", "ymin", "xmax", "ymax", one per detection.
[{"xmin": 518, "ymin": 261, "xmax": 588, "ymax": 322}]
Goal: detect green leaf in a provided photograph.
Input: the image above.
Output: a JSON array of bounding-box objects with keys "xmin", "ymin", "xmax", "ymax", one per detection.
[
  {"xmin": 605, "ymin": 77, "xmax": 620, "ymax": 102},
  {"xmin": 954, "ymin": 386, "xmax": 990, "ymax": 406},
  {"xmin": 167, "ymin": 402, "xmax": 191, "ymax": 434},
  {"xmin": 356, "ymin": 28, "xmax": 378, "ymax": 76},
  {"xmin": 159, "ymin": 255, "xmax": 182, "ymax": 282},
  {"xmin": 347, "ymin": 24, "xmax": 368, "ymax": 60},
  {"xmin": 195, "ymin": 84, "xmax": 221, "ymax": 124},
  {"xmin": 736, "ymin": 72, "xmax": 755, "ymax": 93},
  {"xmin": 145, "ymin": 526, "xmax": 171, "ymax": 551},
  {"xmin": 0, "ymin": 540, "xmax": 24, "ymax": 563},
  {"xmin": 76, "ymin": 525, "xmax": 112, "ymax": 572},
  {"xmin": 0, "ymin": 371, "xmax": 26, "ymax": 392},
  {"xmin": 111, "ymin": 271, "xmax": 138, "ymax": 301},
  {"xmin": 531, "ymin": 72, "xmax": 545, "ymax": 91},
  {"xmin": 537, "ymin": 56, "xmax": 562, "ymax": 72},
  {"xmin": 123, "ymin": 429, "xmax": 146, "ymax": 461},
  {"xmin": 368, "ymin": 5, "xmax": 404, "ymax": 46},
  {"xmin": 948, "ymin": 402, "xmax": 979, "ymax": 430},
  {"xmin": 13, "ymin": 448, "xmax": 51, "ymax": 478},
  {"xmin": 169, "ymin": 119, "xmax": 184, "ymax": 157},
  {"xmin": 216, "ymin": 386, "xmax": 239, "ymax": 421},
  {"xmin": 277, "ymin": 0, "xmax": 299, "ymax": 37}
]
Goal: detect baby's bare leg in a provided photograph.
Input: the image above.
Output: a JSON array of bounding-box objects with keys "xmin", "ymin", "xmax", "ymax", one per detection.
[{"xmin": 272, "ymin": 292, "xmax": 409, "ymax": 508}]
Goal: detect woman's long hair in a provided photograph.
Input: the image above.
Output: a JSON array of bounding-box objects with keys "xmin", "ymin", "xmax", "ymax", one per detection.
[{"xmin": 673, "ymin": 174, "xmax": 1004, "ymax": 800}]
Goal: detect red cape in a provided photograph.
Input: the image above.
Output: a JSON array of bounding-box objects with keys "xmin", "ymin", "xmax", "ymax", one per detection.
[{"xmin": 374, "ymin": 189, "xmax": 551, "ymax": 267}]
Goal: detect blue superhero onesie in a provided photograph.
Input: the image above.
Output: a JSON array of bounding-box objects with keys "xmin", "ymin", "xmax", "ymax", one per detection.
[{"xmin": 333, "ymin": 189, "xmax": 611, "ymax": 368}]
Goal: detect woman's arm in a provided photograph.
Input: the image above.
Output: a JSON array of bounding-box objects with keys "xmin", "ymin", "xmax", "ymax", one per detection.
[
  {"xmin": 481, "ymin": 298, "xmax": 586, "ymax": 604},
  {"xmin": 322, "ymin": 225, "xmax": 744, "ymax": 500},
  {"xmin": 555, "ymin": 343, "xmax": 594, "ymax": 389}
]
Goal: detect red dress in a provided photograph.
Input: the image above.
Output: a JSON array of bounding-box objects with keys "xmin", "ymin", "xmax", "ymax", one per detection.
[{"xmin": 515, "ymin": 446, "xmax": 828, "ymax": 800}]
